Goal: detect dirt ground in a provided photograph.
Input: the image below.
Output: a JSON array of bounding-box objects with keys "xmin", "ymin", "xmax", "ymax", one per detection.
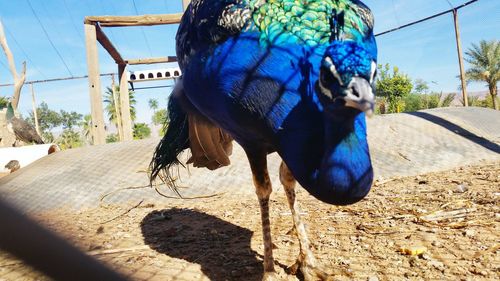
[{"xmin": 0, "ymin": 161, "xmax": 499, "ymax": 281}]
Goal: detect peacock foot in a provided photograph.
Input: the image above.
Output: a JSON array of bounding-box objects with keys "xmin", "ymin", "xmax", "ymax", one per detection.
[
  {"xmin": 262, "ymin": 271, "xmax": 278, "ymax": 281},
  {"xmin": 286, "ymin": 253, "xmax": 332, "ymax": 281},
  {"xmin": 262, "ymin": 265, "xmax": 290, "ymax": 281}
]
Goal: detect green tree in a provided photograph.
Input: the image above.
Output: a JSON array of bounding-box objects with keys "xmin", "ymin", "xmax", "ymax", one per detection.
[
  {"xmin": 413, "ymin": 79, "xmax": 429, "ymax": 95},
  {"xmin": 133, "ymin": 123, "xmax": 151, "ymax": 140},
  {"xmin": 106, "ymin": 133, "xmax": 118, "ymax": 143},
  {"xmin": 60, "ymin": 110, "xmax": 83, "ymax": 129},
  {"xmin": 57, "ymin": 129, "xmax": 83, "ymax": 150},
  {"xmin": 148, "ymin": 98, "xmax": 159, "ymax": 112},
  {"xmin": 402, "ymin": 94, "xmax": 423, "ymax": 112},
  {"xmin": 103, "ymin": 86, "xmax": 137, "ymax": 128},
  {"xmin": 464, "ymin": 40, "xmax": 500, "ymax": 110},
  {"xmin": 152, "ymin": 108, "xmax": 167, "ymax": 126},
  {"xmin": 27, "ymin": 102, "xmax": 62, "ymax": 133},
  {"xmin": 376, "ymin": 64, "xmax": 413, "ymax": 113},
  {"xmin": 81, "ymin": 114, "xmax": 92, "ymax": 142},
  {"xmin": 0, "ymin": 96, "xmax": 8, "ymax": 108}
]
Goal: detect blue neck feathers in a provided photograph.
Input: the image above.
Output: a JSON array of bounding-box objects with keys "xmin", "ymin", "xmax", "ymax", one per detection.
[
  {"xmin": 277, "ymin": 106, "xmax": 373, "ymax": 206},
  {"xmin": 313, "ymin": 110, "xmax": 373, "ymax": 205}
]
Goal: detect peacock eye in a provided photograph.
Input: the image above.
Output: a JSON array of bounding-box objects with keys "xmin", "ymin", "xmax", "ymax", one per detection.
[{"xmin": 320, "ymin": 67, "xmax": 335, "ymax": 87}]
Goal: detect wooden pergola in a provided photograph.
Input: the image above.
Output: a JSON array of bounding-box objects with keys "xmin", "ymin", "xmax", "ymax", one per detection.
[{"xmin": 83, "ymin": 0, "xmax": 190, "ymax": 145}]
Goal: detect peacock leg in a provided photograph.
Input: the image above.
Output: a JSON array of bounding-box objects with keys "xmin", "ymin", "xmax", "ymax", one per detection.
[
  {"xmin": 280, "ymin": 162, "xmax": 330, "ymax": 281},
  {"xmin": 246, "ymin": 151, "xmax": 277, "ymax": 279}
]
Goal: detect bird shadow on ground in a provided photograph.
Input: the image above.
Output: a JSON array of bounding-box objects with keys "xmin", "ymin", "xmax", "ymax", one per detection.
[{"xmin": 140, "ymin": 208, "xmax": 264, "ymax": 281}]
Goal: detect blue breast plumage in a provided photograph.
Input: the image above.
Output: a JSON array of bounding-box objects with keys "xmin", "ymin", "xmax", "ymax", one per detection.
[{"xmin": 152, "ymin": 0, "xmax": 378, "ymax": 205}]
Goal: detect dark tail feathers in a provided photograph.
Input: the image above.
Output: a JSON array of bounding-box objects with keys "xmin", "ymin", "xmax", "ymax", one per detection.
[{"xmin": 149, "ymin": 92, "xmax": 190, "ymax": 192}]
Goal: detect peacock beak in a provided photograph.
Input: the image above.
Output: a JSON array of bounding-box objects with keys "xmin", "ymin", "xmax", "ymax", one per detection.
[{"xmin": 342, "ymin": 77, "xmax": 375, "ymax": 116}]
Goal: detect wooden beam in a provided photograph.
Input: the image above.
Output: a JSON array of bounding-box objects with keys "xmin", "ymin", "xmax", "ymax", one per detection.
[
  {"xmin": 118, "ymin": 64, "xmax": 133, "ymax": 141},
  {"xmin": 125, "ymin": 56, "xmax": 177, "ymax": 65},
  {"xmin": 110, "ymin": 75, "xmax": 123, "ymax": 141},
  {"xmin": 453, "ymin": 9, "xmax": 468, "ymax": 107},
  {"xmin": 85, "ymin": 14, "xmax": 183, "ymax": 27},
  {"xmin": 84, "ymin": 23, "xmax": 107, "ymax": 145},
  {"xmin": 95, "ymin": 24, "xmax": 125, "ymax": 65},
  {"xmin": 30, "ymin": 84, "xmax": 41, "ymax": 136}
]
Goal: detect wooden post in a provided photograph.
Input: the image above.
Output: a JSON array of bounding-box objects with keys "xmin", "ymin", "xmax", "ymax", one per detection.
[
  {"xmin": 110, "ymin": 75, "xmax": 123, "ymax": 140},
  {"xmin": 453, "ymin": 9, "xmax": 468, "ymax": 107},
  {"xmin": 84, "ymin": 23, "xmax": 106, "ymax": 145},
  {"xmin": 182, "ymin": 0, "xmax": 190, "ymax": 11},
  {"xmin": 30, "ymin": 84, "xmax": 41, "ymax": 136},
  {"xmin": 118, "ymin": 64, "xmax": 133, "ymax": 141}
]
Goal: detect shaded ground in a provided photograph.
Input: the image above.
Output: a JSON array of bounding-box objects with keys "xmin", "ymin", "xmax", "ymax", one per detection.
[{"xmin": 0, "ymin": 161, "xmax": 498, "ymax": 280}]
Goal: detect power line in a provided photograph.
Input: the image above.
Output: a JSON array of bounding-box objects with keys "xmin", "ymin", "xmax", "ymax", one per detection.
[
  {"xmin": 376, "ymin": 0, "xmax": 479, "ymax": 37},
  {"xmin": 0, "ymin": 73, "xmax": 116, "ymax": 87},
  {"xmin": 98, "ymin": 0, "xmax": 119, "ymax": 44},
  {"xmin": 2, "ymin": 22, "xmax": 49, "ymax": 79},
  {"xmin": 26, "ymin": 0, "xmax": 74, "ymax": 77},
  {"xmin": 108, "ymin": 1, "xmax": 131, "ymax": 46},
  {"xmin": 61, "ymin": 0, "xmax": 85, "ymax": 44},
  {"xmin": 132, "ymin": 0, "xmax": 154, "ymax": 57},
  {"xmin": 0, "ymin": 59, "xmax": 10, "ymax": 72},
  {"xmin": 444, "ymin": 0, "xmax": 455, "ymax": 9},
  {"xmin": 132, "ymin": 85, "xmax": 174, "ymax": 91}
]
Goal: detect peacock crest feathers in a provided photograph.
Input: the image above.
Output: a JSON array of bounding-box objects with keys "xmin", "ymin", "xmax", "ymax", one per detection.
[{"xmin": 250, "ymin": 0, "xmax": 374, "ymax": 46}]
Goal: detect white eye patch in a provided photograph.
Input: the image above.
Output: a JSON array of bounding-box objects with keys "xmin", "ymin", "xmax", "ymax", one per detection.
[
  {"xmin": 324, "ymin": 57, "xmax": 344, "ymax": 86},
  {"xmin": 369, "ymin": 61, "xmax": 377, "ymax": 84}
]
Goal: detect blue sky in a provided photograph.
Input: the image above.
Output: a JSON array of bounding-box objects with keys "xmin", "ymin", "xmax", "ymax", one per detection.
[{"xmin": 0, "ymin": 0, "xmax": 498, "ymax": 124}]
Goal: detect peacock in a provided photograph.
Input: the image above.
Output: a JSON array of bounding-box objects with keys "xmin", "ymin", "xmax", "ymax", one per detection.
[
  {"xmin": 150, "ymin": 0, "xmax": 377, "ymax": 279},
  {"xmin": 5, "ymin": 101, "xmax": 44, "ymax": 146}
]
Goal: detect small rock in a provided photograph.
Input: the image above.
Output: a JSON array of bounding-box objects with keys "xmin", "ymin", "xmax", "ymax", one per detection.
[
  {"xmin": 429, "ymin": 260, "xmax": 446, "ymax": 272},
  {"xmin": 409, "ymin": 257, "xmax": 419, "ymax": 267},
  {"xmin": 421, "ymin": 253, "xmax": 432, "ymax": 260},
  {"xmin": 455, "ymin": 184, "xmax": 468, "ymax": 193},
  {"xmin": 96, "ymin": 226, "xmax": 104, "ymax": 234},
  {"xmin": 368, "ymin": 276, "xmax": 379, "ymax": 281},
  {"xmin": 463, "ymin": 229, "xmax": 475, "ymax": 237}
]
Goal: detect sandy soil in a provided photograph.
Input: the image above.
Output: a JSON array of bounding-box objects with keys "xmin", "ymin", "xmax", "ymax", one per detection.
[{"xmin": 0, "ymin": 161, "xmax": 499, "ymax": 281}]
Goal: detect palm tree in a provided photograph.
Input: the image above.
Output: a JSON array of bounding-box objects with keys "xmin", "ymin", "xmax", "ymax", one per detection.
[
  {"xmin": 103, "ymin": 86, "xmax": 137, "ymax": 129},
  {"xmin": 81, "ymin": 114, "xmax": 92, "ymax": 142},
  {"xmin": 148, "ymin": 98, "xmax": 159, "ymax": 112},
  {"xmin": 57, "ymin": 129, "xmax": 83, "ymax": 150},
  {"xmin": 464, "ymin": 40, "xmax": 499, "ymax": 110},
  {"xmin": 148, "ymin": 98, "xmax": 159, "ymax": 125}
]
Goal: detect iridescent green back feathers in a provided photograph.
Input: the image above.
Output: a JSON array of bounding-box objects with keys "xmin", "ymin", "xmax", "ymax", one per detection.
[{"xmin": 250, "ymin": 0, "xmax": 374, "ymax": 46}]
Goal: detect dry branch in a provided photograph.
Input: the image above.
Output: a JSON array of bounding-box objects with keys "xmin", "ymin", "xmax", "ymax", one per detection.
[
  {"xmin": 99, "ymin": 200, "xmax": 144, "ymax": 224},
  {"xmin": 419, "ymin": 207, "xmax": 477, "ymax": 222},
  {"xmin": 0, "ymin": 20, "xmax": 26, "ymax": 109},
  {"xmin": 87, "ymin": 245, "xmax": 152, "ymax": 256}
]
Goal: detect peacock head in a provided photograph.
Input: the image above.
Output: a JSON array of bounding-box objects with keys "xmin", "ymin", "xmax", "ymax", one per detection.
[
  {"xmin": 317, "ymin": 3, "xmax": 377, "ymax": 116},
  {"xmin": 6, "ymin": 100, "xmax": 15, "ymax": 120},
  {"xmin": 317, "ymin": 40, "xmax": 377, "ymax": 116}
]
